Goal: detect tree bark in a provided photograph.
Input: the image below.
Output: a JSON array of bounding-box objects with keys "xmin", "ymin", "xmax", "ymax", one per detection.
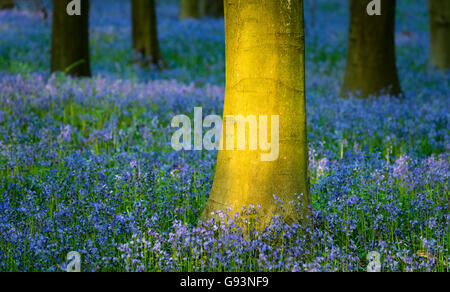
[
  {"xmin": 51, "ymin": 0, "xmax": 91, "ymax": 77},
  {"xmin": 199, "ymin": 0, "xmax": 223, "ymax": 18},
  {"xmin": 179, "ymin": 0, "xmax": 198, "ymax": 19},
  {"xmin": 429, "ymin": 0, "xmax": 450, "ymax": 71},
  {"xmin": 0, "ymin": 0, "xmax": 14, "ymax": 9},
  {"xmin": 202, "ymin": 0, "xmax": 311, "ymax": 229},
  {"xmin": 131, "ymin": 0, "xmax": 162, "ymax": 67},
  {"xmin": 341, "ymin": 0, "xmax": 402, "ymax": 98}
]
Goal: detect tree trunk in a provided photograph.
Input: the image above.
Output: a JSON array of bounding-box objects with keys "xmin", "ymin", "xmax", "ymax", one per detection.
[
  {"xmin": 199, "ymin": 0, "xmax": 223, "ymax": 18},
  {"xmin": 131, "ymin": 0, "xmax": 162, "ymax": 67},
  {"xmin": 429, "ymin": 0, "xmax": 450, "ymax": 71},
  {"xmin": 51, "ymin": 0, "xmax": 91, "ymax": 77},
  {"xmin": 202, "ymin": 0, "xmax": 311, "ymax": 228},
  {"xmin": 179, "ymin": 0, "xmax": 198, "ymax": 19},
  {"xmin": 341, "ymin": 0, "xmax": 401, "ymax": 98},
  {"xmin": 0, "ymin": 0, "xmax": 14, "ymax": 9}
]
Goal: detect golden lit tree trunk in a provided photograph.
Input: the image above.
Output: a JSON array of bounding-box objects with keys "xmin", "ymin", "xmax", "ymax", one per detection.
[
  {"xmin": 199, "ymin": 0, "xmax": 223, "ymax": 18},
  {"xmin": 202, "ymin": 0, "xmax": 311, "ymax": 228},
  {"xmin": 51, "ymin": 0, "xmax": 91, "ymax": 77},
  {"xmin": 429, "ymin": 0, "xmax": 450, "ymax": 71},
  {"xmin": 179, "ymin": 0, "xmax": 198, "ymax": 19},
  {"xmin": 131, "ymin": 0, "xmax": 162, "ymax": 67},
  {"xmin": 341, "ymin": 0, "xmax": 402, "ymax": 98},
  {"xmin": 0, "ymin": 0, "xmax": 14, "ymax": 9}
]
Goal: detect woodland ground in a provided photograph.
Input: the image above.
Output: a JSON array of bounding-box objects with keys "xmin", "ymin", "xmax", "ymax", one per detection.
[{"xmin": 0, "ymin": 0, "xmax": 448, "ymax": 271}]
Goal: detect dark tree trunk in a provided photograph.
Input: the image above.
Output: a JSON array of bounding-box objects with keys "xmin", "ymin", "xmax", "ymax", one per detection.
[
  {"xmin": 429, "ymin": 0, "xmax": 450, "ymax": 71},
  {"xmin": 132, "ymin": 0, "xmax": 162, "ymax": 68},
  {"xmin": 179, "ymin": 0, "xmax": 198, "ymax": 19},
  {"xmin": 341, "ymin": 0, "xmax": 402, "ymax": 98},
  {"xmin": 51, "ymin": 0, "xmax": 91, "ymax": 77},
  {"xmin": 0, "ymin": 0, "xmax": 14, "ymax": 9},
  {"xmin": 199, "ymin": 0, "xmax": 223, "ymax": 18}
]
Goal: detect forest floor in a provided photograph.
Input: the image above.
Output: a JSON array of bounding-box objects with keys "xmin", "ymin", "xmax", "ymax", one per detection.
[{"xmin": 0, "ymin": 0, "xmax": 448, "ymax": 271}]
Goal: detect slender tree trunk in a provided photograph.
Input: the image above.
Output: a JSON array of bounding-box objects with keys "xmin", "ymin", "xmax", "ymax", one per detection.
[
  {"xmin": 51, "ymin": 0, "xmax": 91, "ymax": 77},
  {"xmin": 131, "ymin": 0, "xmax": 162, "ymax": 68},
  {"xmin": 199, "ymin": 0, "xmax": 223, "ymax": 18},
  {"xmin": 0, "ymin": 0, "xmax": 14, "ymax": 9},
  {"xmin": 179, "ymin": 0, "xmax": 198, "ymax": 19},
  {"xmin": 429, "ymin": 0, "xmax": 450, "ymax": 71},
  {"xmin": 341, "ymin": 0, "xmax": 401, "ymax": 98},
  {"xmin": 202, "ymin": 0, "xmax": 311, "ymax": 228}
]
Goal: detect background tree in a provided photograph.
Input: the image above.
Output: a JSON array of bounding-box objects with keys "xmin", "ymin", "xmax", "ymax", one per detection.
[
  {"xmin": 202, "ymin": 0, "xmax": 311, "ymax": 228},
  {"xmin": 341, "ymin": 0, "xmax": 401, "ymax": 98},
  {"xmin": 199, "ymin": 0, "xmax": 223, "ymax": 18},
  {"xmin": 51, "ymin": 0, "xmax": 91, "ymax": 77},
  {"xmin": 32, "ymin": 0, "xmax": 49, "ymax": 20},
  {"xmin": 131, "ymin": 0, "xmax": 162, "ymax": 68},
  {"xmin": 429, "ymin": 0, "xmax": 450, "ymax": 71},
  {"xmin": 0, "ymin": 0, "xmax": 14, "ymax": 9},
  {"xmin": 179, "ymin": 0, "xmax": 198, "ymax": 19},
  {"xmin": 305, "ymin": 0, "xmax": 317, "ymax": 29}
]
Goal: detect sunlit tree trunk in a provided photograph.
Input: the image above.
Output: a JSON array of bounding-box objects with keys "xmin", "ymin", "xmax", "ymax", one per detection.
[
  {"xmin": 0, "ymin": 0, "xmax": 14, "ymax": 9},
  {"xmin": 341, "ymin": 0, "xmax": 401, "ymax": 98},
  {"xmin": 179, "ymin": 0, "xmax": 198, "ymax": 19},
  {"xmin": 202, "ymin": 0, "xmax": 311, "ymax": 228},
  {"xmin": 131, "ymin": 0, "xmax": 162, "ymax": 68},
  {"xmin": 51, "ymin": 0, "xmax": 91, "ymax": 77},
  {"xmin": 429, "ymin": 0, "xmax": 450, "ymax": 71},
  {"xmin": 199, "ymin": 0, "xmax": 223, "ymax": 18}
]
